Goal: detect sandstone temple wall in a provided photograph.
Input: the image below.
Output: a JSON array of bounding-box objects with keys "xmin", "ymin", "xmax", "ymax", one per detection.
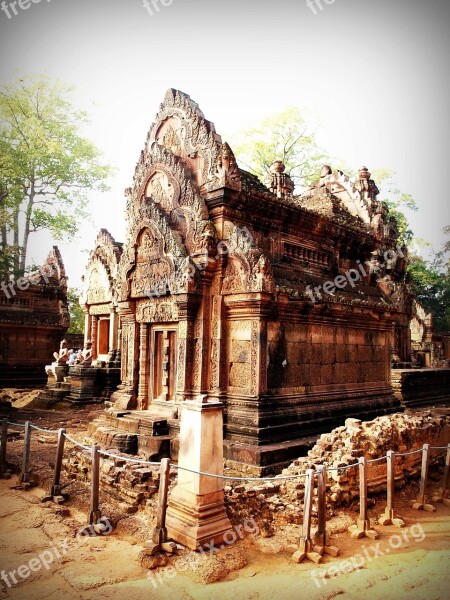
[{"xmin": 0, "ymin": 247, "xmax": 69, "ymax": 387}]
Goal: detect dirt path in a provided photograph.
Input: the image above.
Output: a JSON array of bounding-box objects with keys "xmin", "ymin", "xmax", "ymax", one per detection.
[{"xmin": 1, "ymin": 476, "xmax": 449, "ymax": 600}]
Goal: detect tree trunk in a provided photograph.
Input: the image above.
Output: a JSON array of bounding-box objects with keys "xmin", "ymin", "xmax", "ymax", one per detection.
[
  {"xmin": 20, "ymin": 193, "xmax": 34, "ymax": 276},
  {"xmin": 12, "ymin": 208, "xmax": 20, "ymax": 276},
  {"xmin": 0, "ymin": 193, "xmax": 7, "ymax": 251}
]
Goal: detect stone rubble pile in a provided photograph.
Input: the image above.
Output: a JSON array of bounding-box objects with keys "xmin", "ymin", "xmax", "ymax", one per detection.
[
  {"xmin": 225, "ymin": 410, "xmax": 450, "ymax": 534},
  {"xmin": 62, "ymin": 449, "xmax": 171, "ymax": 515},
  {"xmin": 60, "ymin": 410, "xmax": 448, "ymax": 537}
]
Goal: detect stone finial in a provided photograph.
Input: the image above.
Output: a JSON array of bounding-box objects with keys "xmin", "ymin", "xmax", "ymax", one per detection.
[
  {"xmin": 355, "ymin": 165, "xmax": 379, "ymax": 203},
  {"xmin": 270, "ymin": 160, "xmax": 286, "ymax": 174},
  {"xmin": 266, "ymin": 160, "xmax": 295, "ymax": 198},
  {"xmin": 359, "ymin": 166, "xmax": 371, "ymax": 180}
]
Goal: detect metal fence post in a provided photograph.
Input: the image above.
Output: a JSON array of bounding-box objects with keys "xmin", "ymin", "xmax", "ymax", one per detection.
[
  {"xmin": 78, "ymin": 443, "xmax": 111, "ymax": 536},
  {"xmin": 313, "ymin": 464, "xmax": 339, "ymax": 556},
  {"xmin": 19, "ymin": 421, "xmax": 32, "ymax": 485},
  {"xmin": 292, "ymin": 469, "xmax": 322, "ymax": 564},
  {"xmin": 42, "ymin": 428, "xmax": 66, "ymax": 503},
  {"xmin": 411, "ymin": 444, "xmax": 436, "ymax": 512},
  {"xmin": 143, "ymin": 458, "xmax": 176, "ymax": 555},
  {"xmin": 432, "ymin": 444, "xmax": 450, "ymax": 506},
  {"xmin": 348, "ymin": 457, "xmax": 379, "ymax": 539},
  {"xmin": 0, "ymin": 418, "xmax": 8, "ymax": 477},
  {"xmin": 88, "ymin": 443, "xmax": 101, "ymax": 525},
  {"xmin": 379, "ymin": 450, "xmax": 405, "ymax": 527}
]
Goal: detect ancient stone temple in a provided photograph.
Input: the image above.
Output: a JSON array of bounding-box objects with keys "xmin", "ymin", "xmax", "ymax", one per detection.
[
  {"xmin": 86, "ymin": 89, "xmax": 433, "ymax": 473},
  {"xmin": 81, "ymin": 229, "xmax": 122, "ymax": 366},
  {"xmin": 0, "ymin": 247, "xmax": 69, "ymax": 386}
]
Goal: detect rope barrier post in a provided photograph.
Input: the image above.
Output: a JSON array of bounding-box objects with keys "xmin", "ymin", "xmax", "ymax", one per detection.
[
  {"xmin": 42, "ymin": 429, "xmax": 66, "ymax": 504},
  {"xmin": 411, "ymin": 444, "xmax": 436, "ymax": 512},
  {"xmin": 18, "ymin": 421, "xmax": 35, "ymax": 487},
  {"xmin": 89, "ymin": 443, "xmax": 101, "ymax": 524},
  {"xmin": 348, "ymin": 457, "xmax": 379, "ymax": 539},
  {"xmin": 77, "ymin": 443, "xmax": 109, "ymax": 535},
  {"xmin": 143, "ymin": 458, "xmax": 177, "ymax": 555},
  {"xmin": 0, "ymin": 418, "xmax": 10, "ymax": 478},
  {"xmin": 292, "ymin": 469, "xmax": 322, "ymax": 564},
  {"xmin": 432, "ymin": 444, "xmax": 450, "ymax": 506},
  {"xmin": 379, "ymin": 450, "xmax": 405, "ymax": 527},
  {"xmin": 313, "ymin": 464, "xmax": 339, "ymax": 556}
]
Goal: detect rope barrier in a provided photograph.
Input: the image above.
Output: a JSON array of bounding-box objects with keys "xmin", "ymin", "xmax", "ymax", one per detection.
[
  {"xmin": 367, "ymin": 456, "xmax": 387, "ymax": 464},
  {"xmin": 326, "ymin": 462, "xmax": 360, "ymax": 472},
  {"xmin": 396, "ymin": 448, "xmax": 424, "ymax": 457},
  {"xmin": 63, "ymin": 433, "xmax": 90, "ymax": 452},
  {"xmin": 30, "ymin": 424, "xmax": 60, "ymax": 434},
  {"xmin": 98, "ymin": 449, "xmax": 161, "ymax": 466},
  {"xmin": 171, "ymin": 463, "xmax": 309, "ymax": 481},
  {"xmin": 2, "ymin": 417, "xmax": 448, "ymax": 483}
]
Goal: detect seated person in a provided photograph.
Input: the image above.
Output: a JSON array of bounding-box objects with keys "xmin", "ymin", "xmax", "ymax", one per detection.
[{"xmin": 68, "ymin": 349, "xmax": 78, "ymax": 366}]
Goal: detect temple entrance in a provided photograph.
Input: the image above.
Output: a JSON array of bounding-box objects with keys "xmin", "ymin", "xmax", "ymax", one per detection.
[
  {"xmin": 150, "ymin": 325, "xmax": 177, "ymax": 403},
  {"xmin": 97, "ymin": 317, "xmax": 110, "ymax": 358}
]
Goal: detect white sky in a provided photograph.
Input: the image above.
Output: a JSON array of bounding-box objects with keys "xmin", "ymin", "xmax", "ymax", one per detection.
[{"xmin": 0, "ymin": 0, "xmax": 449, "ymax": 287}]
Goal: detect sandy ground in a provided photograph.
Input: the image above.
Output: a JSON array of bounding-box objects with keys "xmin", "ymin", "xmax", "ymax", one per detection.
[
  {"xmin": 0, "ymin": 476, "xmax": 449, "ymax": 600},
  {"xmin": 0, "ymin": 392, "xmax": 449, "ymax": 599}
]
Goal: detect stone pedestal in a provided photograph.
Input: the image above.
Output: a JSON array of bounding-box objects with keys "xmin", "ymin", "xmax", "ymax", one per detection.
[
  {"xmin": 45, "ymin": 364, "xmax": 69, "ymax": 383},
  {"xmin": 166, "ymin": 396, "xmax": 232, "ymax": 550},
  {"xmin": 66, "ymin": 367, "xmax": 97, "ymax": 403}
]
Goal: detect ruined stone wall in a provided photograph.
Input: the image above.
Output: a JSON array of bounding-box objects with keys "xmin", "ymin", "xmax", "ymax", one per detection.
[
  {"xmin": 62, "ymin": 450, "xmax": 165, "ymax": 515},
  {"xmin": 62, "ymin": 411, "xmax": 449, "ymax": 538},
  {"xmin": 392, "ymin": 368, "xmax": 450, "ymax": 408},
  {"xmin": 225, "ymin": 411, "xmax": 450, "ymax": 535}
]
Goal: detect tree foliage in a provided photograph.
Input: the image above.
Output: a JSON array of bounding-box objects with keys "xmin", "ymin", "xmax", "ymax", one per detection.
[
  {"xmin": 67, "ymin": 288, "xmax": 85, "ymax": 334},
  {"xmin": 0, "ymin": 75, "xmax": 111, "ymax": 277},
  {"xmin": 229, "ymin": 107, "xmax": 328, "ymax": 191},
  {"xmin": 371, "ymin": 168, "xmax": 417, "ymax": 246},
  {"xmin": 408, "ymin": 229, "xmax": 450, "ymax": 332}
]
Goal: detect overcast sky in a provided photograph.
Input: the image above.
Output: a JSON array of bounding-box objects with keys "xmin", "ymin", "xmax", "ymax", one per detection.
[{"xmin": 0, "ymin": 0, "xmax": 449, "ymax": 287}]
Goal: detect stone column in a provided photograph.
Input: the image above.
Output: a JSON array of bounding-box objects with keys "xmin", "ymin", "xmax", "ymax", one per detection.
[
  {"xmin": 109, "ymin": 308, "xmax": 118, "ymax": 354},
  {"xmin": 137, "ymin": 323, "xmax": 149, "ymax": 409},
  {"xmin": 90, "ymin": 316, "xmax": 98, "ymax": 359},
  {"xmin": 166, "ymin": 395, "xmax": 232, "ymax": 550},
  {"xmin": 84, "ymin": 312, "xmax": 91, "ymax": 346}
]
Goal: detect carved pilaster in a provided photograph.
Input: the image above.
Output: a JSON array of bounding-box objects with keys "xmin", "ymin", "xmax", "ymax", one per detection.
[
  {"xmin": 192, "ymin": 278, "xmax": 212, "ymax": 394},
  {"xmin": 175, "ymin": 294, "xmax": 201, "ymax": 403},
  {"xmin": 250, "ymin": 320, "xmax": 259, "ymax": 395},
  {"xmin": 259, "ymin": 320, "xmax": 268, "ymax": 394},
  {"xmin": 84, "ymin": 312, "xmax": 91, "ymax": 346},
  {"xmin": 90, "ymin": 316, "xmax": 98, "ymax": 359},
  {"xmin": 210, "ymin": 294, "xmax": 226, "ymax": 395},
  {"xmin": 137, "ymin": 323, "xmax": 149, "ymax": 409}
]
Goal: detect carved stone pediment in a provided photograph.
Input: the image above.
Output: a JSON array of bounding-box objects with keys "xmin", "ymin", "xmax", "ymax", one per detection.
[
  {"xmin": 86, "ymin": 264, "xmax": 112, "ymax": 305},
  {"xmin": 130, "ymin": 226, "xmax": 175, "ymax": 299},
  {"xmin": 206, "ymin": 142, "xmax": 241, "ymax": 192},
  {"xmin": 144, "ymin": 89, "xmax": 222, "ymax": 189},
  {"xmin": 136, "ymin": 298, "xmax": 179, "ymax": 323}
]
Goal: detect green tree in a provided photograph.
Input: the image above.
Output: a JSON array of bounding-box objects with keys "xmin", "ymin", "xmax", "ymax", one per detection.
[
  {"xmin": 408, "ymin": 228, "xmax": 450, "ymax": 332},
  {"xmin": 371, "ymin": 168, "xmax": 418, "ymax": 246},
  {"xmin": 67, "ymin": 288, "xmax": 85, "ymax": 334},
  {"xmin": 0, "ymin": 75, "xmax": 111, "ymax": 277},
  {"xmin": 229, "ymin": 107, "xmax": 328, "ymax": 191}
]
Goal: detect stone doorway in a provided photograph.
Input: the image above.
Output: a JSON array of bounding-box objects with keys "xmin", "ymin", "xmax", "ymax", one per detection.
[
  {"xmin": 97, "ymin": 317, "xmax": 110, "ymax": 358},
  {"xmin": 150, "ymin": 325, "xmax": 177, "ymax": 403}
]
